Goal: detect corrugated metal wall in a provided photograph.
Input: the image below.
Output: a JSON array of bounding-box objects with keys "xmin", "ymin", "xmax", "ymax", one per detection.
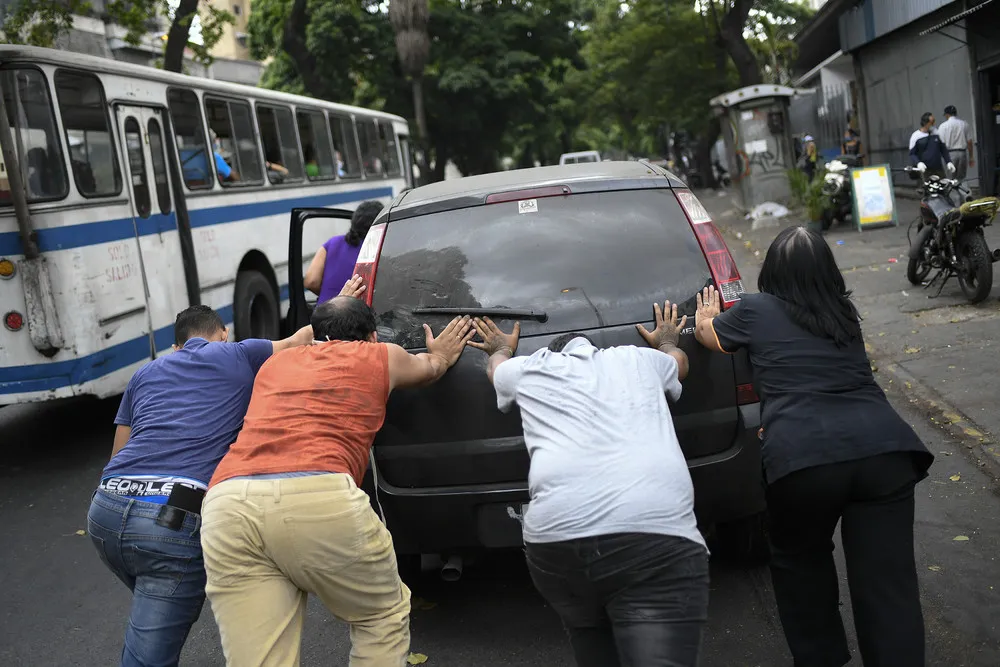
[
  {"xmin": 855, "ymin": 5, "xmax": 977, "ymax": 188},
  {"xmin": 841, "ymin": 0, "xmax": 956, "ymax": 51}
]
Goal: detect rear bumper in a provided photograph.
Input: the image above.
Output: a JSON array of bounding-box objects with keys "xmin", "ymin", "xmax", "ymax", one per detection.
[{"xmin": 368, "ymin": 403, "xmax": 765, "ymax": 554}]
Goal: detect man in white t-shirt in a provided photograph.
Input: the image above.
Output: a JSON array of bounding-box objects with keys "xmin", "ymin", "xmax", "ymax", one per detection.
[
  {"xmin": 468, "ymin": 302, "xmax": 708, "ymax": 667},
  {"xmin": 937, "ymin": 105, "xmax": 974, "ymax": 182}
]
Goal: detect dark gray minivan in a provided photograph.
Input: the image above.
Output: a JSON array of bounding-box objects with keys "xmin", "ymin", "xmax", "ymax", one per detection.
[{"xmin": 287, "ymin": 162, "xmax": 766, "ymax": 570}]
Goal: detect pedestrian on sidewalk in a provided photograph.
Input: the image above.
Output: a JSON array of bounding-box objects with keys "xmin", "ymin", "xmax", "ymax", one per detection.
[
  {"xmin": 200, "ymin": 296, "xmax": 474, "ymax": 667},
  {"xmin": 86, "ymin": 305, "xmax": 314, "ymax": 667},
  {"xmin": 694, "ymin": 227, "xmax": 934, "ymax": 667},
  {"xmin": 469, "ymin": 306, "xmax": 709, "ymax": 667},
  {"xmin": 803, "ymin": 134, "xmax": 818, "ymax": 181},
  {"xmin": 909, "ymin": 112, "xmax": 955, "ymax": 180},
  {"xmin": 938, "ymin": 105, "xmax": 974, "ymax": 182}
]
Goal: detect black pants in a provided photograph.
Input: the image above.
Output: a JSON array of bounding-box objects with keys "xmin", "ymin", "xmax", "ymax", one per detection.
[
  {"xmin": 766, "ymin": 452, "xmax": 925, "ymax": 667},
  {"xmin": 526, "ymin": 533, "xmax": 709, "ymax": 667}
]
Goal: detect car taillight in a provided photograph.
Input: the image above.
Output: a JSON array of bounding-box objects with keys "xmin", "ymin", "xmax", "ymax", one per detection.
[
  {"xmin": 4, "ymin": 310, "xmax": 23, "ymax": 332},
  {"xmin": 736, "ymin": 383, "xmax": 759, "ymax": 405},
  {"xmin": 674, "ymin": 190, "xmax": 744, "ymax": 309},
  {"xmin": 352, "ymin": 223, "xmax": 386, "ymax": 307}
]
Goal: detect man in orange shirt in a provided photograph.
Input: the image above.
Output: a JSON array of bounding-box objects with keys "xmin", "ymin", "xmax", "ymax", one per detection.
[{"xmin": 200, "ymin": 287, "xmax": 473, "ymax": 667}]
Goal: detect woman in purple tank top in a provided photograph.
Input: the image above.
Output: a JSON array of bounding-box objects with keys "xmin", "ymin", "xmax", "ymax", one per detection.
[{"xmin": 305, "ymin": 200, "xmax": 385, "ymax": 304}]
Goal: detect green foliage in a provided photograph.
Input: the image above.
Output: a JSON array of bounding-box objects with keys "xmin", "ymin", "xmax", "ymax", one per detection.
[
  {"xmin": 803, "ymin": 170, "xmax": 830, "ymax": 222},
  {"xmin": 746, "ymin": 0, "xmax": 814, "ymax": 84},
  {"xmin": 0, "ymin": 0, "xmax": 91, "ymax": 47},
  {"xmin": 787, "ymin": 168, "xmax": 810, "ymax": 205},
  {"xmin": 1, "ymin": 0, "xmax": 232, "ymax": 69}
]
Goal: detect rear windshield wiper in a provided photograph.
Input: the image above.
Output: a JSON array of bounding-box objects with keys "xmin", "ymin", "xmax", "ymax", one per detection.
[{"xmin": 412, "ymin": 307, "xmax": 549, "ymax": 323}]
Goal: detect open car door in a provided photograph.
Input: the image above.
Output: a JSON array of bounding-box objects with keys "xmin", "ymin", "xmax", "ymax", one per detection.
[{"xmin": 287, "ymin": 207, "xmax": 355, "ymax": 334}]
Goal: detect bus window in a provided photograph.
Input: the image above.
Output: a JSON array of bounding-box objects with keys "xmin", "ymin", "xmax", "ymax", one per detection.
[
  {"xmin": 356, "ymin": 118, "xmax": 382, "ymax": 177},
  {"xmin": 123, "ymin": 117, "xmax": 151, "ymax": 219},
  {"xmin": 147, "ymin": 118, "xmax": 171, "ymax": 215},
  {"xmin": 0, "ymin": 68, "xmax": 67, "ymax": 203},
  {"xmin": 54, "ymin": 70, "xmax": 121, "ymax": 199},
  {"xmin": 378, "ymin": 121, "xmax": 401, "ymax": 177},
  {"xmin": 329, "ymin": 114, "xmax": 361, "ymax": 178},
  {"xmin": 167, "ymin": 88, "xmax": 212, "ymax": 190},
  {"xmin": 296, "ymin": 109, "xmax": 336, "ymax": 180},
  {"xmin": 256, "ymin": 104, "xmax": 303, "ymax": 183},
  {"xmin": 205, "ymin": 97, "xmax": 263, "ymax": 185}
]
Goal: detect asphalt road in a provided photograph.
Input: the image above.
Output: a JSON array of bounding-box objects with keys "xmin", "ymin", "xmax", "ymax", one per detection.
[{"xmin": 2, "ymin": 376, "xmax": 999, "ymax": 666}]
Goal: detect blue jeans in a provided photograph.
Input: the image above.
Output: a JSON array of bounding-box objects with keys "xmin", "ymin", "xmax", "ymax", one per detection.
[
  {"xmin": 87, "ymin": 490, "xmax": 206, "ymax": 667},
  {"xmin": 526, "ymin": 533, "xmax": 710, "ymax": 667}
]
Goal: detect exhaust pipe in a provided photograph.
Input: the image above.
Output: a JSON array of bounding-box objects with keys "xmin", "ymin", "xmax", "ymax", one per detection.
[{"xmin": 440, "ymin": 555, "xmax": 463, "ymax": 582}]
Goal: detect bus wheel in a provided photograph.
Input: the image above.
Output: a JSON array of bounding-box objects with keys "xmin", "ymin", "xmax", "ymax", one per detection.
[{"xmin": 234, "ymin": 270, "xmax": 280, "ymax": 341}]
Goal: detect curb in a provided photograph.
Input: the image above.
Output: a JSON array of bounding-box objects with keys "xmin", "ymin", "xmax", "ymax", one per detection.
[{"xmin": 877, "ymin": 359, "xmax": 1000, "ymax": 480}]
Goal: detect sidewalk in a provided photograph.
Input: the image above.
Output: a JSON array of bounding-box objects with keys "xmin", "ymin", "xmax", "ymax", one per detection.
[{"xmin": 697, "ymin": 188, "xmax": 1000, "ymax": 475}]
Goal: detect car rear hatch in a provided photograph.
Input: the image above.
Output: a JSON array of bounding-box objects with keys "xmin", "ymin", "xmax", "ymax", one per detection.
[{"xmin": 368, "ymin": 187, "xmax": 746, "ymax": 488}]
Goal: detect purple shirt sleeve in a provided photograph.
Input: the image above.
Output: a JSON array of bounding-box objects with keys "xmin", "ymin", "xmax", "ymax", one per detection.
[
  {"xmin": 114, "ymin": 380, "xmax": 134, "ymax": 426},
  {"xmin": 237, "ymin": 339, "xmax": 275, "ymax": 375}
]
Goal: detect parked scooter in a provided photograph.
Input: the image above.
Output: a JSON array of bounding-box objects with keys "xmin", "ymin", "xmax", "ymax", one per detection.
[
  {"xmin": 905, "ymin": 166, "xmax": 1000, "ymax": 303},
  {"xmin": 820, "ymin": 154, "xmax": 864, "ymax": 230}
]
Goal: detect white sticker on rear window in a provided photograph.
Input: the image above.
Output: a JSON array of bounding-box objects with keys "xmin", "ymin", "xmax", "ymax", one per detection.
[{"xmin": 518, "ymin": 199, "xmax": 538, "ymax": 214}]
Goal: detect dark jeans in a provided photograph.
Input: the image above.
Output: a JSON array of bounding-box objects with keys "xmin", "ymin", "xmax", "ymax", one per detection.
[
  {"xmin": 87, "ymin": 490, "xmax": 206, "ymax": 667},
  {"xmin": 526, "ymin": 533, "xmax": 709, "ymax": 667},
  {"xmin": 766, "ymin": 452, "xmax": 925, "ymax": 667}
]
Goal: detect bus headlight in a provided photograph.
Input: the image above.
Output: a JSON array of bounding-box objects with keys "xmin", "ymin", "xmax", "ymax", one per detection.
[{"xmin": 0, "ymin": 258, "xmax": 14, "ymax": 279}]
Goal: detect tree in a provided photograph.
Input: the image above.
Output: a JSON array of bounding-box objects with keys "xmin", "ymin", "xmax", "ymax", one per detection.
[
  {"xmin": 706, "ymin": 0, "xmax": 760, "ymax": 87},
  {"xmin": 389, "ymin": 0, "xmax": 431, "ymax": 143},
  {"xmin": 0, "ymin": 0, "xmax": 234, "ymax": 72}
]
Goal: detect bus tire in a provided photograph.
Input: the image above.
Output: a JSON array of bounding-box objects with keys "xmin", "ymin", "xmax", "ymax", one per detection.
[{"xmin": 233, "ymin": 270, "xmax": 280, "ymax": 341}]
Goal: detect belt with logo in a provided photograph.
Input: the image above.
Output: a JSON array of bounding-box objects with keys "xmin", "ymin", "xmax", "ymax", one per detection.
[{"xmin": 100, "ymin": 475, "xmax": 207, "ymax": 514}]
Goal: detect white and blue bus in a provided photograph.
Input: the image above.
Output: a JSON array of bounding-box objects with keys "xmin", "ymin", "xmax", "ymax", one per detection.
[{"xmin": 0, "ymin": 46, "xmax": 413, "ymax": 405}]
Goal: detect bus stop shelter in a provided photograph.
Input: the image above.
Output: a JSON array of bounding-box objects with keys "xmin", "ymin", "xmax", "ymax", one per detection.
[{"xmin": 711, "ymin": 85, "xmax": 806, "ymax": 211}]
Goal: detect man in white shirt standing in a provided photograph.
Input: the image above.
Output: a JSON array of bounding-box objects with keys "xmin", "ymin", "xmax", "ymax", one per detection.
[
  {"xmin": 468, "ymin": 302, "xmax": 709, "ymax": 667},
  {"xmin": 937, "ymin": 105, "xmax": 974, "ymax": 183}
]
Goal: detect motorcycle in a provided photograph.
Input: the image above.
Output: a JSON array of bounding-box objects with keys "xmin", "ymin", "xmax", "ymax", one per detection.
[
  {"xmin": 905, "ymin": 166, "xmax": 1000, "ymax": 303},
  {"xmin": 820, "ymin": 154, "xmax": 863, "ymax": 230},
  {"xmin": 713, "ymin": 159, "xmax": 731, "ymax": 187}
]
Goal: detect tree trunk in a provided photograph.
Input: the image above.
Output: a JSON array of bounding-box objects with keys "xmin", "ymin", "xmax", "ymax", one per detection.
[
  {"xmin": 696, "ymin": 118, "xmax": 721, "ymax": 190},
  {"xmin": 411, "ymin": 77, "xmax": 428, "ymax": 141},
  {"xmin": 282, "ymin": 0, "xmax": 335, "ymax": 100},
  {"xmin": 719, "ymin": 0, "xmax": 761, "ymax": 86},
  {"xmin": 162, "ymin": 0, "xmax": 200, "ymax": 73}
]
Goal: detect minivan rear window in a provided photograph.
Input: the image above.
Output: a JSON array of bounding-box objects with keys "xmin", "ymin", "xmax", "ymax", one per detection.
[{"xmin": 372, "ymin": 188, "xmax": 712, "ymax": 348}]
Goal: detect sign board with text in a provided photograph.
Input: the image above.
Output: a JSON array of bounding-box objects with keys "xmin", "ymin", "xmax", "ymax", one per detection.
[{"xmin": 850, "ymin": 164, "xmax": 898, "ymax": 231}]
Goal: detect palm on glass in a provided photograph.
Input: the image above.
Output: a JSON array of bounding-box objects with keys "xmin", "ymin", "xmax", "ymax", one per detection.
[
  {"xmin": 636, "ymin": 301, "xmax": 687, "ymax": 349},
  {"xmin": 425, "ymin": 316, "xmax": 475, "ymax": 366},
  {"xmin": 468, "ymin": 317, "xmax": 521, "ymax": 356},
  {"xmin": 696, "ymin": 285, "xmax": 721, "ymax": 328}
]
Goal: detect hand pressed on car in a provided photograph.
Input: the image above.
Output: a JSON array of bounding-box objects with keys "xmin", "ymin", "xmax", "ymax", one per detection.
[
  {"xmin": 468, "ymin": 317, "xmax": 521, "ymax": 383},
  {"xmin": 636, "ymin": 301, "xmax": 689, "ymax": 380},
  {"xmin": 387, "ymin": 316, "xmax": 475, "ymax": 391}
]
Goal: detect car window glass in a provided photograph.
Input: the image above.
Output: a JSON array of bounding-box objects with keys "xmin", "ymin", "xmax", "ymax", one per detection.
[
  {"xmin": 147, "ymin": 117, "xmax": 171, "ymax": 215},
  {"xmin": 296, "ymin": 109, "xmax": 337, "ymax": 180},
  {"xmin": 372, "ymin": 189, "xmax": 711, "ymax": 348},
  {"xmin": 0, "ymin": 68, "xmax": 67, "ymax": 204},
  {"xmin": 167, "ymin": 88, "xmax": 211, "ymax": 190},
  {"xmin": 257, "ymin": 105, "xmax": 303, "ymax": 182},
  {"xmin": 330, "ymin": 115, "xmax": 361, "ymax": 177},
  {"xmin": 54, "ymin": 70, "xmax": 120, "ymax": 198}
]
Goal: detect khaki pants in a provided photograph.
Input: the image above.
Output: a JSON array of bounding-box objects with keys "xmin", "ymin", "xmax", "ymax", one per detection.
[{"xmin": 201, "ymin": 474, "xmax": 411, "ymax": 667}]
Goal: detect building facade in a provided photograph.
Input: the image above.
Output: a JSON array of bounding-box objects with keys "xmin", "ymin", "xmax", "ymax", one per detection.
[{"xmin": 207, "ymin": 0, "xmax": 252, "ymax": 62}]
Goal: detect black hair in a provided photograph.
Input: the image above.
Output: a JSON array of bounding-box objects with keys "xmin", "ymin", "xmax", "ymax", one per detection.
[
  {"xmin": 345, "ymin": 200, "xmax": 385, "ymax": 247},
  {"xmin": 311, "ymin": 296, "xmax": 377, "ymax": 342},
  {"xmin": 944, "ymin": 105, "xmax": 957, "ymax": 116},
  {"xmin": 920, "ymin": 112, "xmax": 933, "ymax": 127},
  {"xmin": 757, "ymin": 226, "xmax": 862, "ymax": 347},
  {"xmin": 548, "ymin": 332, "xmax": 596, "ymax": 352},
  {"xmin": 174, "ymin": 305, "xmax": 224, "ymax": 347}
]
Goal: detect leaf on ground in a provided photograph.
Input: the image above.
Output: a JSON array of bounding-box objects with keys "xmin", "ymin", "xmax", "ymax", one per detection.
[
  {"xmin": 949, "ymin": 474, "xmax": 961, "ymax": 482},
  {"xmin": 953, "ymin": 535, "xmax": 970, "ymax": 542},
  {"xmin": 905, "ymin": 382, "xmax": 912, "ymax": 389},
  {"xmin": 408, "ymin": 653, "xmax": 429, "ymax": 665},
  {"xmin": 928, "ymin": 565, "xmax": 942, "ymax": 572},
  {"xmin": 877, "ymin": 332, "xmax": 886, "ymax": 337},
  {"xmin": 904, "ymin": 347, "xmax": 921, "ymax": 354},
  {"xmin": 75, "ymin": 530, "xmax": 86, "ymax": 536}
]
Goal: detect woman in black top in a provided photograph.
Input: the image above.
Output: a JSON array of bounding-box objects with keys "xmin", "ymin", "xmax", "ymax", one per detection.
[{"xmin": 695, "ymin": 226, "xmax": 932, "ymax": 667}]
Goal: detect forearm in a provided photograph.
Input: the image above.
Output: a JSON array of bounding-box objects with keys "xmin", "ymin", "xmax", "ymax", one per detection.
[
  {"xmin": 409, "ymin": 352, "xmax": 450, "ymax": 386},
  {"xmin": 656, "ymin": 342, "xmax": 689, "ymax": 380},
  {"xmin": 486, "ymin": 349, "xmax": 513, "ymax": 384}
]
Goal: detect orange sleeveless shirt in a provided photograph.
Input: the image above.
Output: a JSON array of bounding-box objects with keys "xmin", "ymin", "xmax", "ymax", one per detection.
[{"xmin": 209, "ymin": 340, "xmax": 389, "ymax": 487}]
